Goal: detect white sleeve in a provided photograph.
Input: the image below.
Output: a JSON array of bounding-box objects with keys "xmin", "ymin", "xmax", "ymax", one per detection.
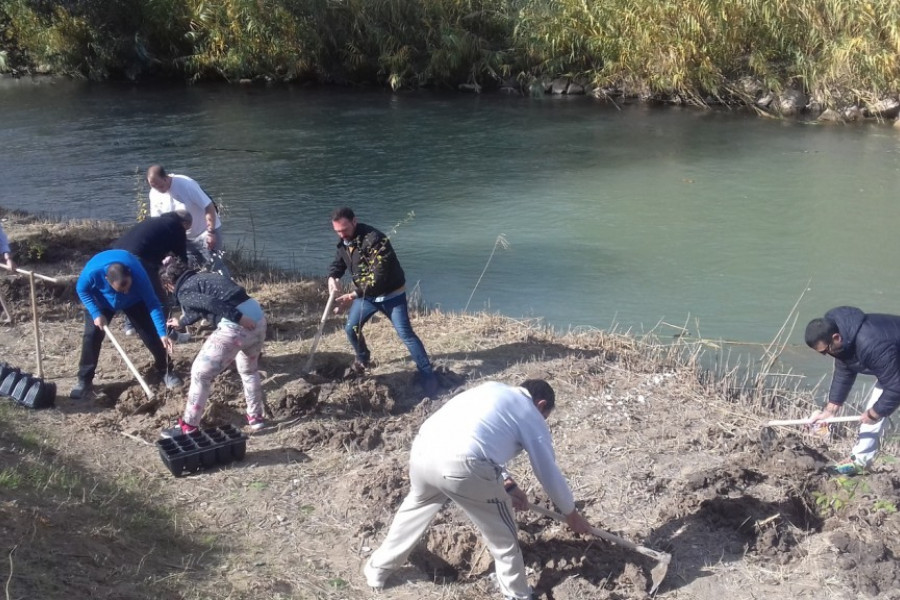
[
  {"xmin": 521, "ymin": 420, "xmax": 576, "ymax": 514},
  {"xmin": 148, "ymin": 191, "xmax": 167, "ymax": 217},
  {"xmin": 182, "ymin": 178, "xmax": 212, "ymax": 209},
  {"xmin": 0, "ymin": 224, "xmax": 9, "ymax": 254}
]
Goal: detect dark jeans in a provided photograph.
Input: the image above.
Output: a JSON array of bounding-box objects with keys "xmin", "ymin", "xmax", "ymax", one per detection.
[
  {"xmin": 345, "ymin": 292, "xmax": 433, "ymax": 376},
  {"xmin": 78, "ymin": 305, "xmax": 171, "ymax": 384}
]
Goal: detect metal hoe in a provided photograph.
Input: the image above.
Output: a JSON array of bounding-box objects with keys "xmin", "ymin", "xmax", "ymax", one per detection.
[
  {"xmin": 528, "ymin": 502, "xmax": 671, "ymax": 595},
  {"xmin": 303, "ymin": 290, "xmax": 338, "ymax": 373}
]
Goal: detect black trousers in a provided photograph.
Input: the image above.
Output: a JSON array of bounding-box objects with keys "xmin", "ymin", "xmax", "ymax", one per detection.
[{"xmin": 77, "ymin": 304, "xmax": 170, "ymax": 383}]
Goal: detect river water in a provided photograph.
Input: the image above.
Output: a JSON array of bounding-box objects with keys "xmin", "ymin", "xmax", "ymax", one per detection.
[{"xmin": 3, "ymin": 77, "xmax": 900, "ymax": 382}]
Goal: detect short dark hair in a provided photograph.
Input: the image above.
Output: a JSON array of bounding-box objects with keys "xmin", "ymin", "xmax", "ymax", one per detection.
[
  {"xmin": 160, "ymin": 257, "xmax": 190, "ymax": 288},
  {"xmin": 520, "ymin": 379, "xmax": 555, "ymax": 411},
  {"xmin": 105, "ymin": 263, "xmax": 131, "ymax": 285},
  {"xmin": 171, "ymin": 209, "xmax": 192, "ymax": 227},
  {"xmin": 805, "ymin": 317, "xmax": 839, "ymax": 348},
  {"xmin": 331, "ymin": 207, "xmax": 355, "ymax": 222}
]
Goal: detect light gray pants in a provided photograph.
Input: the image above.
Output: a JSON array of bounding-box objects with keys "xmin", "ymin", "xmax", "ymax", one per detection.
[
  {"xmin": 368, "ymin": 450, "xmax": 532, "ymax": 599},
  {"xmin": 852, "ymin": 386, "xmax": 888, "ymax": 467}
]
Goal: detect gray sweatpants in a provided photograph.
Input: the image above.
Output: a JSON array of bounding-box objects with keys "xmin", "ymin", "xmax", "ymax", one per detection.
[{"xmin": 368, "ymin": 448, "xmax": 532, "ymax": 599}]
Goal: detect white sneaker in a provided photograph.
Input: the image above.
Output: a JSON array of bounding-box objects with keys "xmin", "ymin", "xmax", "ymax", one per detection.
[
  {"xmin": 363, "ymin": 559, "xmax": 391, "ymax": 589},
  {"xmin": 124, "ymin": 325, "xmax": 136, "ymax": 336}
]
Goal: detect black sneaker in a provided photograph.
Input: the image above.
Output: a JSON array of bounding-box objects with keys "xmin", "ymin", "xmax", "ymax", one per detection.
[{"xmin": 69, "ymin": 380, "xmax": 92, "ymax": 399}]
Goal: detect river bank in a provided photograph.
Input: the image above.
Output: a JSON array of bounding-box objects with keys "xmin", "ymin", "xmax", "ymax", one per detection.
[
  {"xmin": 4, "ymin": 0, "xmax": 900, "ymax": 124},
  {"xmin": 1, "ymin": 208, "xmax": 899, "ymax": 599}
]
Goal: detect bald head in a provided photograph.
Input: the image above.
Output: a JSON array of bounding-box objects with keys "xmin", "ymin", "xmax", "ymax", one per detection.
[{"xmin": 147, "ymin": 164, "xmax": 171, "ymax": 193}]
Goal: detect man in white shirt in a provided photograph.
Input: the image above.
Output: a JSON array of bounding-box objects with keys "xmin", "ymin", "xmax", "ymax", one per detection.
[
  {"xmin": 146, "ymin": 165, "xmax": 229, "ymax": 276},
  {"xmin": 364, "ymin": 379, "xmax": 593, "ymax": 600}
]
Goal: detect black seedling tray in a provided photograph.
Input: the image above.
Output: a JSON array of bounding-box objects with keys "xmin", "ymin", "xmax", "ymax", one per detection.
[
  {"xmin": 0, "ymin": 362, "xmax": 56, "ymax": 409},
  {"xmin": 156, "ymin": 424, "xmax": 248, "ymax": 477}
]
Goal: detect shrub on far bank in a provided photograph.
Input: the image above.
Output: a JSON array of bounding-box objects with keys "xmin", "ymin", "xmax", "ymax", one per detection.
[{"xmin": 2, "ymin": 0, "xmax": 900, "ymax": 116}]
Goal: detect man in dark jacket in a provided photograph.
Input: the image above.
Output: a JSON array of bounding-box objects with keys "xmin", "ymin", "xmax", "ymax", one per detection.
[
  {"xmin": 112, "ymin": 210, "xmax": 192, "ymax": 339},
  {"xmin": 112, "ymin": 210, "xmax": 192, "ymax": 301},
  {"xmin": 327, "ymin": 207, "xmax": 437, "ymax": 398},
  {"xmin": 806, "ymin": 306, "xmax": 900, "ymax": 472}
]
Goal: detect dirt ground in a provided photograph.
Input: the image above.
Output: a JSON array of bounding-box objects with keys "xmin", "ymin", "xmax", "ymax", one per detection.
[{"xmin": 1, "ymin": 210, "xmax": 899, "ymax": 600}]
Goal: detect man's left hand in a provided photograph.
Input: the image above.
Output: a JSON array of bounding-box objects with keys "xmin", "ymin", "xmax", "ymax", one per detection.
[{"xmin": 161, "ymin": 336, "xmax": 174, "ymax": 355}]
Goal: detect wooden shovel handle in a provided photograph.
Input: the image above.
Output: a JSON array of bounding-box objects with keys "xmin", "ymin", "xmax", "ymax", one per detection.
[
  {"xmin": 765, "ymin": 415, "xmax": 861, "ymax": 426},
  {"xmin": 103, "ymin": 326, "xmax": 154, "ymax": 400},
  {"xmin": 303, "ymin": 290, "xmax": 338, "ymax": 372},
  {"xmin": 0, "ymin": 263, "xmax": 58, "ymax": 283}
]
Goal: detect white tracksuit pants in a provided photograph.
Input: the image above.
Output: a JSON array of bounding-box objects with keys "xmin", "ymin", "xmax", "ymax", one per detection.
[
  {"xmin": 368, "ymin": 450, "xmax": 532, "ymax": 599},
  {"xmin": 851, "ymin": 386, "xmax": 888, "ymax": 467}
]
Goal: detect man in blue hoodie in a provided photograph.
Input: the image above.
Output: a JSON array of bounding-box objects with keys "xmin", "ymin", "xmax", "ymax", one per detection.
[
  {"xmin": 71, "ymin": 249, "xmax": 182, "ymax": 399},
  {"xmin": 806, "ymin": 306, "xmax": 900, "ymax": 473}
]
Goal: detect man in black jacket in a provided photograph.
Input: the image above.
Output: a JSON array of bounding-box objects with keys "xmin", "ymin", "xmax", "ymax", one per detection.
[
  {"xmin": 113, "ymin": 211, "xmax": 191, "ymax": 294},
  {"xmin": 327, "ymin": 207, "xmax": 437, "ymax": 398},
  {"xmin": 112, "ymin": 210, "xmax": 192, "ymax": 338},
  {"xmin": 806, "ymin": 306, "xmax": 900, "ymax": 472}
]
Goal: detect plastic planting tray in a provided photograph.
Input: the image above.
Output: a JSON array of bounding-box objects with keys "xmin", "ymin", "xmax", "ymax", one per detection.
[
  {"xmin": 156, "ymin": 425, "xmax": 248, "ymax": 477},
  {"xmin": 0, "ymin": 362, "xmax": 56, "ymax": 409}
]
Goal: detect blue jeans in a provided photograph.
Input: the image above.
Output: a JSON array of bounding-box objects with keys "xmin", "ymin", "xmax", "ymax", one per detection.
[{"xmin": 345, "ymin": 293, "xmax": 433, "ymax": 377}]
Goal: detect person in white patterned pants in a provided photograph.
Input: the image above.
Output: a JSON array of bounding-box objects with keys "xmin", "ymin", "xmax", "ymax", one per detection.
[
  {"xmin": 182, "ymin": 318, "xmax": 266, "ymax": 427},
  {"xmin": 364, "ymin": 380, "xmax": 594, "ymax": 600},
  {"xmin": 159, "ymin": 258, "xmax": 267, "ymax": 436}
]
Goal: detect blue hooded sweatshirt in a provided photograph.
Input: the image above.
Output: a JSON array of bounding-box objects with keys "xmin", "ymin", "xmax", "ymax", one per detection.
[
  {"xmin": 76, "ymin": 249, "xmax": 166, "ymax": 337},
  {"xmin": 825, "ymin": 305, "xmax": 900, "ymax": 417}
]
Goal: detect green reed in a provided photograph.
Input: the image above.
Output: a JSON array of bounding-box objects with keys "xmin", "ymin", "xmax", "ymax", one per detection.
[{"xmin": 3, "ymin": 0, "xmax": 900, "ymax": 109}]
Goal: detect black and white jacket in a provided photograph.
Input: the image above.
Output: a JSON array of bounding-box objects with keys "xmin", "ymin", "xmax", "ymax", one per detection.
[{"xmin": 174, "ymin": 270, "xmax": 251, "ymax": 326}]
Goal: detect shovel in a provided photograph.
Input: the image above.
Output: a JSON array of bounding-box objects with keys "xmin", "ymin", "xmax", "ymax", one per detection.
[
  {"xmin": 103, "ymin": 326, "xmax": 154, "ymax": 400},
  {"xmin": 528, "ymin": 502, "xmax": 671, "ymax": 594},
  {"xmin": 303, "ymin": 290, "xmax": 337, "ymax": 373},
  {"xmin": 765, "ymin": 416, "xmax": 860, "ymax": 426}
]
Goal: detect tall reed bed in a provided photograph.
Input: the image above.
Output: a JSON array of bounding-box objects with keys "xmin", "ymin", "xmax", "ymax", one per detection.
[
  {"xmin": 3, "ymin": 0, "xmax": 900, "ymax": 108},
  {"xmin": 516, "ymin": 0, "xmax": 900, "ymax": 107}
]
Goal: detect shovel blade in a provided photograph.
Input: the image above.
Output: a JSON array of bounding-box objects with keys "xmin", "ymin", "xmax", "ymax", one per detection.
[{"xmin": 648, "ymin": 555, "xmax": 671, "ymax": 594}]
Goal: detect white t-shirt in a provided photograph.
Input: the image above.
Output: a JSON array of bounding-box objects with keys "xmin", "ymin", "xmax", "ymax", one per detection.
[
  {"xmin": 414, "ymin": 381, "xmax": 576, "ymax": 514},
  {"xmin": 149, "ymin": 174, "xmax": 221, "ymax": 237}
]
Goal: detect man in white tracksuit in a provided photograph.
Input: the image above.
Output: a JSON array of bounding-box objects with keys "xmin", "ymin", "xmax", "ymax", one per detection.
[{"xmin": 364, "ymin": 379, "xmax": 593, "ymax": 599}]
